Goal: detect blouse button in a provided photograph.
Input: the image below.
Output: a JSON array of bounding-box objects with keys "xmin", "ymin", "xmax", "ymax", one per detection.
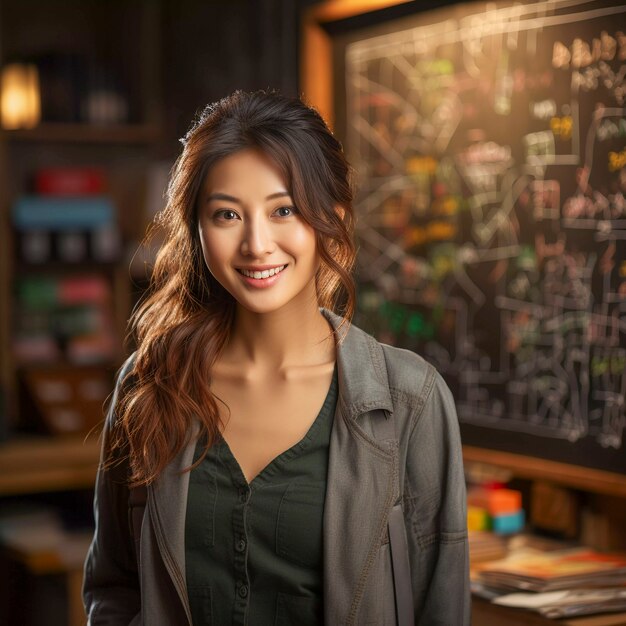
[
  {"xmin": 236, "ymin": 538, "xmax": 246, "ymax": 552},
  {"xmin": 238, "ymin": 584, "xmax": 249, "ymax": 598}
]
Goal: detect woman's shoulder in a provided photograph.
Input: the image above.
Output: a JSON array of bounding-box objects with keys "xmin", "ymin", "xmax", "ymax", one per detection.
[
  {"xmin": 370, "ymin": 338, "xmax": 460, "ymax": 440},
  {"xmin": 104, "ymin": 351, "xmax": 139, "ymax": 427},
  {"xmin": 377, "ymin": 340, "xmax": 441, "ymax": 405},
  {"xmin": 349, "ymin": 320, "xmax": 453, "ymax": 412},
  {"xmin": 331, "ymin": 310, "xmax": 453, "ymax": 409},
  {"xmin": 120, "ymin": 350, "xmax": 138, "ymax": 373},
  {"xmin": 114, "ymin": 351, "xmax": 139, "ymax": 393}
]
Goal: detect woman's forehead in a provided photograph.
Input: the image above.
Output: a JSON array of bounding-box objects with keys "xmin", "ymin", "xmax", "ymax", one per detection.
[{"xmin": 204, "ymin": 149, "xmax": 290, "ymax": 194}]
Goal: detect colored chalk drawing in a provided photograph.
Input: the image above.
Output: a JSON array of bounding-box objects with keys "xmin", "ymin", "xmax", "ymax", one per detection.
[{"xmin": 343, "ymin": 0, "xmax": 626, "ymax": 461}]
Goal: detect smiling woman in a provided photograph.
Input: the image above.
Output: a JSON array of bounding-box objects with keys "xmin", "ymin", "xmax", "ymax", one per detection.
[
  {"xmin": 198, "ymin": 148, "xmax": 321, "ymax": 314},
  {"xmin": 82, "ymin": 89, "xmax": 470, "ymax": 626}
]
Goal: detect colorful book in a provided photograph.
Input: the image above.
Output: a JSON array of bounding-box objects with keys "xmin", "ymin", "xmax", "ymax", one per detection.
[
  {"xmin": 58, "ymin": 276, "xmax": 111, "ymax": 304},
  {"xmin": 35, "ymin": 167, "xmax": 105, "ymax": 195},
  {"xmin": 13, "ymin": 196, "xmax": 115, "ymax": 230}
]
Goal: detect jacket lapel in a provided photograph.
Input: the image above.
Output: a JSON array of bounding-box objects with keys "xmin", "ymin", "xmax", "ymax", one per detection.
[{"xmin": 320, "ymin": 308, "xmax": 399, "ymax": 625}]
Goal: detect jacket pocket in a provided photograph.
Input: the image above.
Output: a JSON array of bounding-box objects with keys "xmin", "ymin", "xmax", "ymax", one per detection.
[
  {"xmin": 276, "ymin": 480, "xmax": 326, "ymax": 568},
  {"xmin": 187, "ymin": 585, "xmax": 213, "ymax": 625},
  {"xmin": 274, "ymin": 592, "xmax": 322, "ymax": 625}
]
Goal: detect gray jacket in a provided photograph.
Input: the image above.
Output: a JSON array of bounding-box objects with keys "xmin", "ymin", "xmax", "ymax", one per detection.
[{"xmin": 83, "ymin": 308, "xmax": 470, "ymax": 625}]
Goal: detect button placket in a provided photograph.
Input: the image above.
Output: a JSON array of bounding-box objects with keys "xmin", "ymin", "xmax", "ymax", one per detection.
[{"xmin": 232, "ymin": 480, "xmax": 251, "ymax": 624}]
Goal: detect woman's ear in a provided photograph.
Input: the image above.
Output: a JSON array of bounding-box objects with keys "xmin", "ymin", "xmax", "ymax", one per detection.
[{"xmin": 335, "ymin": 205, "xmax": 346, "ymax": 220}]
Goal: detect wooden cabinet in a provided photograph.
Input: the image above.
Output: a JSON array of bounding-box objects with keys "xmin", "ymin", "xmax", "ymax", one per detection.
[{"xmin": 0, "ymin": 0, "xmax": 162, "ymax": 439}]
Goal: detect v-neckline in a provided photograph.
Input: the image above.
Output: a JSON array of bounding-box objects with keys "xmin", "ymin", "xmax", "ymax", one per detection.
[{"xmin": 217, "ymin": 362, "xmax": 338, "ymax": 487}]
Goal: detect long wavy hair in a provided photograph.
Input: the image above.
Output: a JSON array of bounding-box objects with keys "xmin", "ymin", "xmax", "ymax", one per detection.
[{"xmin": 105, "ymin": 89, "xmax": 357, "ymax": 486}]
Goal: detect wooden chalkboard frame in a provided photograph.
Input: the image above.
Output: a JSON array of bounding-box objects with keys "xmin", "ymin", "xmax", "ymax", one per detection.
[
  {"xmin": 301, "ymin": 1, "xmax": 414, "ymax": 130},
  {"xmin": 300, "ymin": 0, "xmax": 626, "ymax": 499}
]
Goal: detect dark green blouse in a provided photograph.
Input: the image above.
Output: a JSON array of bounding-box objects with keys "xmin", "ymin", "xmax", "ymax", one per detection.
[{"xmin": 185, "ymin": 363, "xmax": 338, "ymax": 625}]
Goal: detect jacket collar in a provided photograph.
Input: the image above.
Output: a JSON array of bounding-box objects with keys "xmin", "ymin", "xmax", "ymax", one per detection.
[{"xmin": 320, "ymin": 307, "xmax": 394, "ymax": 419}]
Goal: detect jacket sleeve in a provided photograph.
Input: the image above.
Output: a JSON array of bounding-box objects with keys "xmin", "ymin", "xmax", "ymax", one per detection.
[
  {"xmin": 83, "ymin": 353, "xmax": 141, "ymax": 625},
  {"xmin": 404, "ymin": 366, "xmax": 471, "ymax": 626}
]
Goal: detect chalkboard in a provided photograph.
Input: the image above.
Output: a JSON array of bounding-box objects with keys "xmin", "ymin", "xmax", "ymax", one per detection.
[{"xmin": 331, "ymin": 0, "xmax": 626, "ymax": 474}]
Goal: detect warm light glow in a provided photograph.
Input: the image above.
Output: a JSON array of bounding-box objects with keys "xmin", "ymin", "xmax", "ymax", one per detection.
[{"xmin": 1, "ymin": 63, "xmax": 41, "ymax": 129}]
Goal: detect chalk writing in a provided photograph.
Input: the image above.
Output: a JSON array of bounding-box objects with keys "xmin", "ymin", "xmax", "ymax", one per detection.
[{"xmin": 346, "ymin": 0, "xmax": 626, "ymax": 459}]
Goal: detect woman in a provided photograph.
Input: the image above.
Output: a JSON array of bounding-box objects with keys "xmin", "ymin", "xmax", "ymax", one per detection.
[{"xmin": 83, "ymin": 89, "xmax": 470, "ymax": 625}]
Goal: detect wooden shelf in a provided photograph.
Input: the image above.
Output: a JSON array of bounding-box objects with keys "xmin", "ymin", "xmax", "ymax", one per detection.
[
  {"xmin": 13, "ymin": 259, "xmax": 122, "ymax": 274},
  {"xmin": 0, "ymin": 435, "xmax": 101, "ymax": 496},
  {"xmin": 1, "ymin": 123, "xmax": 160, "ymax": 145},
  {"xmin": 463, "ymin": 445, "xmax": 626, "ymax": 499}
]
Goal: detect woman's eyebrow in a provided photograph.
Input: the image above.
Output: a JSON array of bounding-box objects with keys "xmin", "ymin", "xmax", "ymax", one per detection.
[{"xmin": 206, "ymin": 191, "xmax": 291, "ymax": 203}]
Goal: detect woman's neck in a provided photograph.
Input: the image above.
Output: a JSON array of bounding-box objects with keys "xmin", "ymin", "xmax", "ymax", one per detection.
[{"xmin": 224, "ymin": 299, "xmax": 335, "ymax": 377}]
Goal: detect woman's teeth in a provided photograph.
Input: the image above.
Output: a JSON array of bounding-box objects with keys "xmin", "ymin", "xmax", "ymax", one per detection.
[{"xmin": 239, "ymin": 265, "xmax": 286, "ymax": 279}]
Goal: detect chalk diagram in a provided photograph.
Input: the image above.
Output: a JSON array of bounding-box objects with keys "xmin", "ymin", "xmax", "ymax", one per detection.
[{"xmin": 345, "ymin": 0, "xmax": 626, "ymax": 449}]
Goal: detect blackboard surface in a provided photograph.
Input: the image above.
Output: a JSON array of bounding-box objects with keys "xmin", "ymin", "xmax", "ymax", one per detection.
[{"xmin": 332, "ymin": 0, "xmax": 626, "ymax": 474}]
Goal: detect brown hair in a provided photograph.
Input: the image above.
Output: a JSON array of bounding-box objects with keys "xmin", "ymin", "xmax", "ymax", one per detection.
[{"xmin": 105, "ymin": 89, "xmax": 357, "ymax": 485}]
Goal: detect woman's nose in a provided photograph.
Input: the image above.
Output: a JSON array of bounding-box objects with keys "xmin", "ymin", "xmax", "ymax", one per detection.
[{"xmin": 240, "ymin": 215, "xmax": 275, "ymax": 256}]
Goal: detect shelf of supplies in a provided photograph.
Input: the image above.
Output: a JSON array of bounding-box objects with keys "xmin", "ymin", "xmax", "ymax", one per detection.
[
  {"xmin": 13, "ymin": 259, "xmax": 122, "ymax": 274},
  {"xmin": 0, "ymin": 435, "xmax": 101, "ymax": 496},
  {"xmin": 1, "ymin": 123, "xmax": 160, "ymax": 145},
  {"xmin": 463, "ymin": 445, "xmax": 626, "ymax": 498}
]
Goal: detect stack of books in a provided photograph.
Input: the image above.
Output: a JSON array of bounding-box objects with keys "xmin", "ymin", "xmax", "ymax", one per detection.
[
  {"xmin": 13, "ymin": 274, "xmax": 116, "ymax": 365},
  {"xmin": 473, "ymin": 545, "xmax": 626, "ymax": 619},
  {"xmin": 469, "ymin": 530, "xmax": 508, "ymax": 563},
  {"xmin": 11, "ymin": 167, "xmax": 120, "ymax": 365},
  {"xmin": 494, "ymin": 587, "xmax": 626, "ymax": 619},
  {"xmin": 13, "ymin": 167, "xmax": 120, "ymax": 265}
]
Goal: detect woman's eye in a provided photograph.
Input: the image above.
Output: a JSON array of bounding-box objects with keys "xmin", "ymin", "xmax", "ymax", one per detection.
[
  {"xmin": 214, "ymin": 209, "xmax": 239, "ymax": 221},
  {"xmin": 276, "ymin": 206, "xmax": 297, "ymax": 217}
]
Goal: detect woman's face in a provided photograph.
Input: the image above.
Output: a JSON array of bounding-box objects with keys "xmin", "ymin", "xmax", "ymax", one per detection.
[{"xmin": 197, "ymin": 148, "xmax": 320, "ymax": 315}]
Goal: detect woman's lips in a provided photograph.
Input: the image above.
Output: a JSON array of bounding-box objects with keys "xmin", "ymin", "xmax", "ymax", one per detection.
[{"xmin": 236, "ymin": 264, "xmax": 287, "ymax": 288}]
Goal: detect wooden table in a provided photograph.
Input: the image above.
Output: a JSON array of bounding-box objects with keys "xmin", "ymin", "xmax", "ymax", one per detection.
[{"xmin": 0, "ymin": 435, "xmax": 101, "ymax": 496}]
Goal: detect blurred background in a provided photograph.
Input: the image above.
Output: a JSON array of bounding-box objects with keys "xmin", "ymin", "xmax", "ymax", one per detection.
[
  {"xmin": 0, "ymin": 1, "xmax": 316, "ymax": 623},
  {"xmin": 1, "ymin": 0, "xmax": 625, "ymax": 624}
]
